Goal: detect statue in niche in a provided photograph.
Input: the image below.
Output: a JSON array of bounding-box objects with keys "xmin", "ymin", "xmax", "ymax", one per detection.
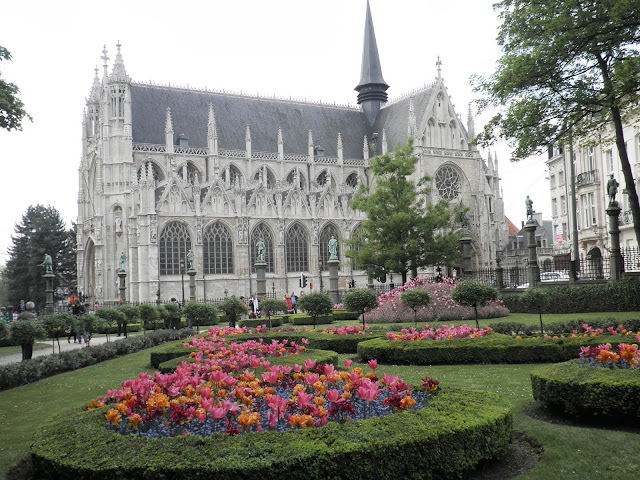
[
  {"xmin": 119, "ymin": 251, "xmax": 127, "ymax": 271},
  {"xmin": 115, "ymin": 217, "xmax": 123, "ymax": 234}
]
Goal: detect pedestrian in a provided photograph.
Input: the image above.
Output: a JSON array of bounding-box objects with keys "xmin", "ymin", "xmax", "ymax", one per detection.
[
  {"xmin": 71, "ymin": 299, "xmax": 86, "ymax": 343},
  {"xmin": 291, "ymin": 292, "xmax": 297, "ymax": 314},
  {"xmin": 1, "ymin": 307, "xmax": 9, "ymax": 324},
  {"xmin": 285, "ymin": 294, "xmax": 293, "ymax": 314},
  {"xmin": 248, "ymin": 294, "xmax": 260, "ymax": 318},
  {"xmin": 19, "ymin": 300, "xmax": 26, "ymax": 313}
]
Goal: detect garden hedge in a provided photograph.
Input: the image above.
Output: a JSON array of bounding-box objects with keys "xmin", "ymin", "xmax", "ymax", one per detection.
[
  {"xmin": 356, "ymin": 334, "xmax": 637, "ymax": 365},
  {"xmin": 490, "ymin": 318, "xmax": 640, "ymax": 336},
  {"xmin": 237, "ymin": 317, "xmax": 283, "ymax": 328},
  {"xmin": 501, "ymin": 277, "xmax": 640, "ymax": 314},
  {"xmin": 149, "ymin": 332, "xmax": 385, "ymax": 367},
  {"xmin": 31, "ymin": 388, "xmax": 512, "ymax": 480},
  {"xmin": 157, "ymin": 348, "xmax": 339, "ymax": 374},
  {"xmin": 530, "ymin": 360, "xmax": 640, "ymax": 420}
]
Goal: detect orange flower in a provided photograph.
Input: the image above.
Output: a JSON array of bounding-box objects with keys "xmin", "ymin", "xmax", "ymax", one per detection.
[
  {"xmin": 128, "ymin": 413, "xmax": 143, "ymax": 430},
  {"xmin": 115, "ymin": 402, "xmax": 128, "ymax": 414},
  {"xmin": 238, "ymin": 411, "xmax": 261, "ymax": 429},
  {"xmin": 400, "ymin": 396, "xmax": 416, "ymax": 409},
  {"xmin": 105, "ymin": 409, "xmax": 121, "ymax": 425},
  {"xmin": 87, "ymin": 399, "xmax": 105, "ymax": 411},
  {"xmin": 314, "ymin": 396, "xmax": 325, "ymax": 407}
]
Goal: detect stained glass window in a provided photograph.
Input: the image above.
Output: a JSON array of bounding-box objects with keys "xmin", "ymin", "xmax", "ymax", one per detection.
[
  {"xmin": 159, "ymin": 222, "xmax": 192, "ymax": 275},
  {"xmin": 203, "ymin": 222, "xmax": 234, "ymax": 274},
  {"xmin": 286, "ymin": 223, "xmax": 308, "ymax": 272},
  {"xmin": 434, "ymin": 166, "xmax": 461, "ymax": 201}
]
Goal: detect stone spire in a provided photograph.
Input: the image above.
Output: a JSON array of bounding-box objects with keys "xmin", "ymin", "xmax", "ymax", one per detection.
[
  {"xmin": 363, "ymin": 135, "xmax": 369, "ymax": 160},
  {"xmin": 487, "ymin": 150, "xmax": 494, "ymax": 173},
  {"xmin": 467, "ymin": 103, "xmax": 476, "ymax": 150},
  {"xmin": 165, "ymin": 107, "xmax": 174, "ymax": 154},
  {"xmin": 355, "ymin": 0, "xmax": 389, "ymax": 126},
  {"xmin": 381, "ymin": 129, "xmax": 388, "ymax": 155},
  {"xmin": 245, "ymin": 125, "xmax": 252, "ymax": 159},
  {"xmin": 207, "ymin": 103, "xmax": 218, "ymax": 155},
  {"xmin": 110, "ymin": 41, "xmax": 130, "ymax": 83},
  {"xmin": 89, "ymin": 67, "xmax": 101, "ymax": 103},
  {"xmin": 408, "ymin": 99, "xmax": 416, "ymax": 138},
  {"xmin": 337, "ymin": 133, "xmax": 343, "ymax": 163}
]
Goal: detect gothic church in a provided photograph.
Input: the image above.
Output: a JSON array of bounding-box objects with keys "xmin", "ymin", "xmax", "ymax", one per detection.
[{"xmin": 77, "ymin": 1, "xmax": 507, "ymax": 304}]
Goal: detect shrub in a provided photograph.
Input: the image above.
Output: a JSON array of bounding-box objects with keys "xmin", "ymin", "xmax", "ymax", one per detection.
[
  {"xmin": 297, "ymin": 292, "xmax": 334, "ymax": 328},
  {"xmin": 238, "ymin": 318, "xmax": 283, "ymax": 329},
  {"xmin": 138, "ymin": 304, "xmax": 159, "ymax": 330},
  {"xmin": 519, "ymin": 289, "xmax": 548, "ymax": 335},
  {"xmin": 343, "ymin": 289, "xmax": 378, "ymax": 328},
  {"xmin": 331, "ymin": 310, "xmax": 360, "ymax": 321},
  {"xmin": 218, "ymin": 297, "xmax": 248, "ymax": 327},
  {"xmin": 182, "ymin": 302, "xmax": 218, "ymax": 332},
  {"xmin": 401, "ymin": 289, "xmax": 431, "ymax": 327},
  {"xmin": 31, "ymin": 389, "xmax": 511, "ymax": 480},
  {"xmin": 531, "ymin": 360, "xmax": 640, "ymax": 420},
  {"xmin": 451, "ymin": 281, "xmax": 499, "ymax": 329},
  {"xmin": 259, "ymin": 299, "xmax": 289, "ymax": 330}
]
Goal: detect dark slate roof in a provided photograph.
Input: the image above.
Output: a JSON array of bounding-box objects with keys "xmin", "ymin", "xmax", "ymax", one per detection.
[
  {"xmin": 374, "ymin": 86, "xmax": 434, "ymax": 151},
  {"xmin": 130, "ymin": 84, "xmax": 371, "ymax": 159}
]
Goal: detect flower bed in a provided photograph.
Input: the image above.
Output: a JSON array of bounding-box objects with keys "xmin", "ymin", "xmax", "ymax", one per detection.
[
  {"xmin": 531, "ymin": 345, "xmax": 640, "ymax": 420},
  {"xmin": 32, "ymin": 387, "xmax": 512, "ymax": 479},
  {"xmin": 357, "ymin": 332, "xmax": 636, "ymax": 365},
  {"xmin": 386, "ymin": 324, "xmax": 493, "ymax": 342}
]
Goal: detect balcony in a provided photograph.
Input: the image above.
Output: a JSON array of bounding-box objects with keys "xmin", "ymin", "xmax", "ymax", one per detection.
[{"xmin": 576, "ymin": 169, "xmax": 599, "ymax": 187}]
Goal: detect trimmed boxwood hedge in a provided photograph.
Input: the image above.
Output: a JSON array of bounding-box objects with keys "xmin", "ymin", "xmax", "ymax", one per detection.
[
  {"xmin": 237, "ymin": 317, "xmax": 283, "ymax": 328},
  {"xmin": 31, "ymin": 388, "xmax": 512, "ymax": 480},
  {"xmin": 291, "ymin": 314, "xmax": 333, "ymax": 325},
  {"xmin": 356, "ymin": 333, "xmax": 636, "ymax": 365},
  {"xmin": 158, "ymin": 348, "xmax": 339, "ymax": 374},
  {"xmin": 531, "ymin": 360, "xmax": 640, "ymax": 420}
]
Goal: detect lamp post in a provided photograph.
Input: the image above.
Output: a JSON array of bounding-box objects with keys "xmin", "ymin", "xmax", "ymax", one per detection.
[
  {"xmin": 272, "ymin": 281, "xmax": 275, "ymax": 297},
  {"xmin": 180, "ymin": 260, "xmax": 185, "ymax": 308},
  {"xmin": 319, "ymin": 259, "xmax": 324, "ymax": 292},
  {"xmin": 224, "ymin": 288, "xmax": 228, "ymax": 298}
]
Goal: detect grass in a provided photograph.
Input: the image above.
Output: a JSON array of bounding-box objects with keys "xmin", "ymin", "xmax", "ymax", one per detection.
[
  {"xmin": 0, "ymin": 343, "xmax": 50, "ymax": 357},
  {"xmin": 1, "ymin": 315, "xmax": 639, "ymax": 478}
]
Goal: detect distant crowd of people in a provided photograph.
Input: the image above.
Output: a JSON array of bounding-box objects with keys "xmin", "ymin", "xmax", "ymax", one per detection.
[{"xmin": 237, "ymin": 291, "xmax": 303, "ymax": 319}]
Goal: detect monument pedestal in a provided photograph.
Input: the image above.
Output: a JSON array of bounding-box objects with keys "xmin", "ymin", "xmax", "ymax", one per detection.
[
  {"xmin": 328, "ymin": 259, "xmax": 339, "ymax": 304},
  {"xmin": 118, "ymin": 270, "xmax": 127, "ymax": 303},
  {"xmin": 44, "ymin": 273, "xmax": 54, "ymax": 316},
  {"xmin": 188, "ymin": 269, "xmax": 197, "ymax": 302},
  {"xmin": 461, "ymin": 235, "xmax": 473, "ymax": 277},
  {"xmin": 524, "ymin": 220, "xmax": 540, "ymax": 288},
  {"xmin": 607, "ymin": 202, "xmax": 624, "ymax": 281},
  {"xmin": 255, "ymin": 262, "xmax": 267, "ymax": 298}
]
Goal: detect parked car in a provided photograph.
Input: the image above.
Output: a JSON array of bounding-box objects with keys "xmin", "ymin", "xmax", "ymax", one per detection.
[{"xmin": 540, "ymin": 271, "xmax": 570, "ymax": 282}]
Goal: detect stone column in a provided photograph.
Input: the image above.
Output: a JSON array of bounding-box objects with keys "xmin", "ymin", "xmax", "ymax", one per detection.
[
  {"xmin": 607, "ymin": 202, "xmax": 624, "ymax": 281},
  {"xmin": 327, "ymin": 259, "xmax": 339, "ymax": 305},
  {"xmin": 461, "ymin": 235, "xmax": 473, "ymax": 277},
  {"xmin": 524, "ymin": 220, "xmax": 540, "ymax": 288},
  {"xmin": 188, "ymin": 269, "xmax": 197, "ymax": 302},
  {"xmin": 118, "ymin": 270, "xmax": 127, "ymax": 302},
  {"xmin": 495, "ymin": 258, "xmax": 504, "ymax": 290},
  {"xmin": 255, "ymin": 262, "xmax": 267, "ymax": 299},
  {"xmin": 44, "ymin": 273, "xmax": 55, "ymax": 316}
]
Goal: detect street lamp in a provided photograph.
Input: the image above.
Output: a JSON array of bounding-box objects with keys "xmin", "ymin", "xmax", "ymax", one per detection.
[
  {"xmin": 272, "ymin": 282, "xmax": 276, "ymax": 297},
  {"xmin": 180, "ymin": 260, "xmax": 185, "ymax": 308},
  {"xmin": 319, "ymin": 259, "xmax": 324, "ymax": 292}
]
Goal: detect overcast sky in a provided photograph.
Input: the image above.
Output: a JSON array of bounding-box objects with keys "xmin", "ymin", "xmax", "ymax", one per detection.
[{"xmin": 0, "ymin": 0, "xmax": 550, "ymax": 264}]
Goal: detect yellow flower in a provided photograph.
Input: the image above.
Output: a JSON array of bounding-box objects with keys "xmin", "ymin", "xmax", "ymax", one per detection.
[
  {"xmin": 105, "ymin": 409, "xmax": 121, "ymax": 425},
  {"xmin": 128, "ymin": 413, "xmax": 143, "ymax": 430}
]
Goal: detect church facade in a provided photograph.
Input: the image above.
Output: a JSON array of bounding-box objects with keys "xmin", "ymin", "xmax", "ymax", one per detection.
[{"xmin": 77, "ymin": 3, "xmax": 507, "ymax": 304}]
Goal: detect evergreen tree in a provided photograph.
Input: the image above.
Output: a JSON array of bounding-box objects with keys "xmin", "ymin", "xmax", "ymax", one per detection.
[
  {"xmin": 348, "ymin": 139, "xmax": 461, "ymax": 285},
  {"xmin": 0, "ymin": 46, "xmax": 32, "ymax": 131},
  {"xmin": 5, "ymin": 205, "xmax": 76, "ymax": 310},
  {"xmin": 475, "ymin": 0, "xmax": 640, "ymax": 243}
]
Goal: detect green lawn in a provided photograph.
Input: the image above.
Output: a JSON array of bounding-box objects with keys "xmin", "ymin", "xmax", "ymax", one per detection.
[
  {"xmin": 0, "ymin": 343, "xmax": 50, "ymax": 357},
  {"xmin": 1, "ymin": 317, "xmax": 639, "ymax": 478}
]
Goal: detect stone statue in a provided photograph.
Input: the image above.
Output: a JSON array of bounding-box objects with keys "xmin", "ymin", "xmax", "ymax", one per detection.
[
  {"xmin": 256, "ymin": 240, "xmax": 265, "ymax": 262},
  {"xmin": 187, "ymin": 249, "xmax": 195, "ymax": 270},
  {"xmin": 458, "ymin": 210, "xmax": 469, "ymax": 235},
  {"xmin": 607, "ymin": 174, "xmax": 619, "ymax": 204},
  {"xmin": 115, "ymin": 217, "xmax": 123, "ymax": 234},
  {"xmin": 39, "ymin": 253, "xmax": 53, "ymax": 274},
  {"xmin": 119, "ymin": 251, "xmax": 126, "ymax": 271},
  {"xmin": 525, "ymin": 195, "xmax": 534, "ymax": 221},
  {"xmin": 328, "ymin": 235, "xmax": 338, "ymax": 260}
]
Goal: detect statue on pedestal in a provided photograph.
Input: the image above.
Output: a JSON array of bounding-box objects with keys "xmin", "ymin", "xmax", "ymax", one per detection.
[
  {"xmin": 328, "ymin": 235, "xmax": 338, "ymax": 260},
  {"xmin": 458, "ymin": 210, "xmax": 469, "ymax": 235},
  {"xmin": 607, "ymin": 174, "xmax": 619, "ymax": 204},
  {"xmin": 256, "ymin": 240, "xmax": 265, "ymax": 262},
  {"xmin": 38, "ymin": 253, "xmax": 53, "ymax": 274},
  {"xmin": 119, "ymin": 251, "xmax": 127, "ymax": 271},
  {"xmin": 187, "ymin": 249, "xmax": 195, "ymax": 270},
  {"xmin": 525, "ymin": 195, "xmax": 534, "ymax": 221}
]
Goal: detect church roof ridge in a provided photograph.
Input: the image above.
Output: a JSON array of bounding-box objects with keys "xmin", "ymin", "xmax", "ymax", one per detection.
[
  {"xmin": 385, "ymin": 82, "xmax": 436, "ymax": 107},
  {"xmin": 130, "ymin": 80, "xmax": 360, "ymax": 111}
]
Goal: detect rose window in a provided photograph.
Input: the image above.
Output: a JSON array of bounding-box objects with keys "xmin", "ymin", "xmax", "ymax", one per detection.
[{"xmin": 434, "ymin": 166, "xmax": 461, "ymax": 201}]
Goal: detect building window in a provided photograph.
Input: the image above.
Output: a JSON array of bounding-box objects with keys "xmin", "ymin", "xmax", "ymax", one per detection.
[
  {"xmin": 588, "ymin": 147, "xmax": 595, "ymax": 171},
  {"xmin": 319, "ymin": 224, "xmax": 340, "ymax": 270},
  {"xmin": 254, "ymin": 167, "xmax": 275, "ymax": 188},
  {"xmin": 558, "ymin": 170, "xmax": 564, "ymax": 185},
  {"xmin": 286, "ymin": 169, "xmax": 305, "ymax": 189},
  {"xmin": 223, "ymin": 165, "xmax": 242, "ymax": 187},
  {"xmin": 588, "ymin": 192, "xmax": 596, "ymax": 226},
  {"xmin": 285, "ymin": 223, "xmax": 308, "ymax": 272},
  {"xmin": 550, "ymin": 175, "xmax": 556, "ymax": 189},
  {"xmin": 159, "ymin": 222, "xmax": 192, "ymax": 275},
  {"xmin": 607, "ymin": 149, "xmax": 614, "ymax": 173},
  {"xmin": 560, "ymin": 195, "xmax": 566, "ymax": 215},
  {"xmin": 250, "ymin": 223, "xmax": 274, "ymax": 273},
  {"xmin": 552, "ymin": 198, "xmax": 558, "ymax": 217},
  {"xmin": 581, "ymin": 195, "xmax": 588, "ymax": 229},
  {"xmin": 562, "ymin": 222, "xmax": 569, "ymax": 240},
  {"xmin": 345, "ymin": 172, "xmax": 359, "ymax": 188},
  {"xmin": 434, "ymin": 165, "xmax": 461, "ymax": 201},
  {"xmin": 203, "ymin": 222, "xmax": 234, "ymax": 274}
]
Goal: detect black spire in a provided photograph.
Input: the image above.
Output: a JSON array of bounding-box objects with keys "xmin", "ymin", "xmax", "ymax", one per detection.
[{"xmin": 355, "ymin": 0, "xmax": 389, "ymax": 125}]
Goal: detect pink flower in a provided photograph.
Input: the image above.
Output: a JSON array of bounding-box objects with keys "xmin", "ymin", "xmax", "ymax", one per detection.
[
  {"xmin": 357, "ymin": 386, "xmax": 378, "ymax": 401},
  {"xmin": 344, "ymin": 360, "xmax": 353, "ymax": 368},
  {"xmin": 297, "ymin": 391, "xmax": 314, "ymax": 408},
  {"xmin": 368, "ymin": 359, "xmax": 378, "ymax": 370},
  {"xmin": 326, "ymin": 389, "xmax": 341, "ymax": 402}
]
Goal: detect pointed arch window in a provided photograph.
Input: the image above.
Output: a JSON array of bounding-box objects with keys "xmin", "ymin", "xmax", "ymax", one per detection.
[
  {"xmin": 350, "ymin": 225, "xmax": 365, "ymax": 270},
  {"xmin": 137, "ymin": 161, "xmax": 163, "ymax": 182},
  {"xmin": 254, "ymin": 167, "xmax": 275, "ymax": 188},
  {"xmin": 345, "ymin": 173, "xmax": 358, "ymax": 188},
  {"xmin": 159, "ymin": 222, "xmax": 192, "ymax": 275},
  {"xmin": 434, "ymin": 165, "xmax": 461, "ymax": 201},
  {"xmin": 319, "ymin": 224, "xmax": 339, "ymax": 270},
  {"xmin": 286, "ymin": 169, "xmax": 306, "ymax": 189},
  {"xmin": 250, "ymin": 223, "xmax": 275, "ymax": 273},
  {"xmin": 203, "ymin": 222, "xmax": 234, "ymax": 274},
  {"xmin": 223, "ymin": 165, "xmax": 242, "ymax": 187},
  {"xmin": 286, "ymin": 224, "xmax": 308, "ymax": 272}
]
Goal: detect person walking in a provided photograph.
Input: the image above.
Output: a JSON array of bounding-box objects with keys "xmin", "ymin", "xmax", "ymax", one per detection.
[
  {"xmin": 71, "ymin": 299, "xmax": 86, "ymax": 343},
  {"xmin": 290, "ymin": 292, "xmax": 297, "ymax": 314}
]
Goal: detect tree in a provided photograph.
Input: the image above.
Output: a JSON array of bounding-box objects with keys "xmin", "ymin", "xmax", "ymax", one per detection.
[
  {"xmin": 450, "ymin": 281, "xmax": 498, "ymax": 329},
  {"xmin": 348, "ymin": 139, "xmax": 461, "ymax": 285},
  {"xmin": 0, "ymin": 46, "xmax": 32, "ymax": 131},
  {"xmin": 183, "ymin": 302, "xmax": 218, "ymax": 333},
  {"xmin": 474, "ymin": 0, "xmax": 640, "ymax": 244},
  {"xmin": 520, "ymin": 288, "xmax": 548, "ymax": 335},
  {"xmin": 5, "ymin": 205, "xmax": 76, "ymax": 310},
  {"xmin": 118, "ymin": 305, "xmax": 140, "ymax": 336},
  {"xmin": 401, "ymin": 289, "xmax": 431, "ymax": 328},
  {"xmin": 259, "ymin": 299, "xmax": 288, "ymax": 330},
  {"xmin": 43, "ymin": 313, "xmax": 72, "ymax": 354},
  {"xmin": 342, "ymin": 289, "xmax": 378, "ymax": 328},
  {"xmin": 219, "ymin": 297, "xmax": 248, "ymax": 328},
  {"xmin": 138, "ymin": 304, "xmax": 159, "ymax": 331},
  {"xmin": 296, "ymin": 292, "xmax": 333, "ymax": 329}
]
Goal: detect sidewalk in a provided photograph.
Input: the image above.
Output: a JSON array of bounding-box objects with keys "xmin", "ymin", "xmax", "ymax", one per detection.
[{"xmin": 0, "ymin": 333, "xmax": 139, "ymax": 366}]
